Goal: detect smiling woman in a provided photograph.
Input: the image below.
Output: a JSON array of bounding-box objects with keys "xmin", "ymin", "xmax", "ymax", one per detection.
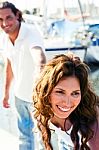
[
  {"xmin": 50, "ymin": 76, "xmax": 81, "ymax": 126},
  {"xmin": 33, "ymin": 52, "xmax": 99, "ymax": 150}
]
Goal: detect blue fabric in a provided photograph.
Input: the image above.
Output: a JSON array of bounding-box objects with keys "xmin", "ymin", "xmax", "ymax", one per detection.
[
  {"xmin": 15, "ymin": 96, "xmax": 34, "ymax": 150},
  {"xmin": 59, "ymin": 139, "xmax": 73, "ymax": 150}
]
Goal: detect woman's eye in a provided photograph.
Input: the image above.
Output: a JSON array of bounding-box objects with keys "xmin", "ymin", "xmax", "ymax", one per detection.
[
  {"xmin": 72, "ymin": 92, "xmax": 81, "ymax": 97},
  {"xmin": 55, "ymin": 90, "xmax": 64, "ymax": 94}
]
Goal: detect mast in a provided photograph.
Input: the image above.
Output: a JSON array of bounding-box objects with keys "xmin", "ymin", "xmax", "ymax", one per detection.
[
  {"xmin": 42, "ymin": 0, "xmax": 48, "ymax": 38},
  {"xmin": 77, "ymin": 0, "xmax": 85, "ymax": 27}
]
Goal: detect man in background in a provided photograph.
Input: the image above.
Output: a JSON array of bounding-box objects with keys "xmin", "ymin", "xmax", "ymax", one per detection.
[{"xmin": 0, "ymin": 1, "xmax": 46, "ymax": 150}]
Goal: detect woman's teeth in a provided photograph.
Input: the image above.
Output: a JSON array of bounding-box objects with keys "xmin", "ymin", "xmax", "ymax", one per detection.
[{"xmin": 58, "ymin": 106, "xmax": 70, "ymax": 112}]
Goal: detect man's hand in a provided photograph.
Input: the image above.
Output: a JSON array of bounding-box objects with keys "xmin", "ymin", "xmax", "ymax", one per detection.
[{"xmin": 3, "ymin": 98, "xmax": 10, "ymax": 108}]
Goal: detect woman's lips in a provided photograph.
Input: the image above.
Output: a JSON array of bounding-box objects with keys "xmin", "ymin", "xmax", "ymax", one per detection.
[{"xmin": 57, "ymin": 105, "xmax": 71, "ymax": 112}]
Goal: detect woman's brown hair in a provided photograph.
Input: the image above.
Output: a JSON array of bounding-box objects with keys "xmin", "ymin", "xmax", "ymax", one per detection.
[{"xmin": 33, "ymin": 53, "xmax": 98, "ymax": 150}]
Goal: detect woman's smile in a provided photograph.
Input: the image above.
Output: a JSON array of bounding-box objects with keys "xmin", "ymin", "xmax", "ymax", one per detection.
[
  {"xmin": 57, "ymin": 105, "xmax": 71, "ymax": 112},
  {"xmin": 50, "ymin": 76, "xmax": 81, "ymax": 120}
]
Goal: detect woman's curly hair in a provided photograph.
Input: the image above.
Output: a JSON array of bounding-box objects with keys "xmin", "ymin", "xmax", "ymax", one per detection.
[{"xmin": 33, "ymin": 53, "xmax": 98, "ymax": 150}]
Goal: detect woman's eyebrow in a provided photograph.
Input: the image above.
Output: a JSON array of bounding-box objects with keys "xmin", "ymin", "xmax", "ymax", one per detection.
[
  {"xmin": 54, "ymin": 87, "xmax": 65, "ymax": 91},
  {"xmin": 73, "ymin": 90, "xmax": 81, "ymax": 92}
]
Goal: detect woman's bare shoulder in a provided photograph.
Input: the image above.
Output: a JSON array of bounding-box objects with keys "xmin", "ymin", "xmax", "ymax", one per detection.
[{"xmin": 88, "ymin": 106, "xmax": 99, "ymax": 150}]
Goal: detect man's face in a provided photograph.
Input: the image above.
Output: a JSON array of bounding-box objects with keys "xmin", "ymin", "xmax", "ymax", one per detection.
[{"xmin": 0, "ymin": 8, "xmax": 19, "ymax": 34}]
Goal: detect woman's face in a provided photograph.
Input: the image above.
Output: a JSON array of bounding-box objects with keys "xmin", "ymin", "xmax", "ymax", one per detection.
[{"xmin": 50, "ymin": 76, "xmax": 81, "ymax": 120}]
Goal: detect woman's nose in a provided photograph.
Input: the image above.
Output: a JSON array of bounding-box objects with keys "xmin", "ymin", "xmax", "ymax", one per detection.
[{"xmin": 63, "ymin": 96, "xmax": 71, "ymax": 106}]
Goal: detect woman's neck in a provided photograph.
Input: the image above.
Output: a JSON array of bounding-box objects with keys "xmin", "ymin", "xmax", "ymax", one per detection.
[{"xmin": 51, "ymin": 117, "xmax": 72, "ymax": 131}]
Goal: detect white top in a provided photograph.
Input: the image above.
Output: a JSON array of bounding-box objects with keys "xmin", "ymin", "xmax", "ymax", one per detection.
[
  {"xmin": 34, "ymin": 122, "xmax": 74, "ymax": 150},
  {"xmin": 50, "ymin": 123, "xmax": 74, "ymax": 150},
  {"xmin": 0, "ymin": 22, "xmax": 45, "ymax": 102}
]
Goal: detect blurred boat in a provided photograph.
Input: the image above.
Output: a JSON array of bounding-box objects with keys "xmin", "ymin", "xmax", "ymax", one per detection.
[
  {"xmin": 22, "ymin": 0, "xmax": 99, "ymax": 64},
  {"xmin": 44, "ymin": 19, "xmax": 99, "ymax": 64}
]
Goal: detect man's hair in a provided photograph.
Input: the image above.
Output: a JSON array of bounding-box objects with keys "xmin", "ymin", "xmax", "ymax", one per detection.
[{"xmin": 0, "ymin": 1, "xmax": 23, "ymax": 22}]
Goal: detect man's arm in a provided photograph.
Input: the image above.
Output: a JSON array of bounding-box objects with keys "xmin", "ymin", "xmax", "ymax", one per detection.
[
  {"xmin": 3, "ymin": 59, "xmax": 13, "ymax": 108},
  {"xmin": 31, "ymin": 46, "xmax": 46, "ymax": 70},
  {"xmin": 30, "ymin": 46, "xmax": 46, "ymax": 88}
]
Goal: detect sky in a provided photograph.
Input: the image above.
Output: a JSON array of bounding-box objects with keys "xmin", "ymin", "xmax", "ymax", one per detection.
[
  {"xmin": 6, "ymin": 0, "xmax": 44, "ymax": 11},
  {"xmin": 4, "ymin": 0, "xmax": 99, "ymax": 11}
]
